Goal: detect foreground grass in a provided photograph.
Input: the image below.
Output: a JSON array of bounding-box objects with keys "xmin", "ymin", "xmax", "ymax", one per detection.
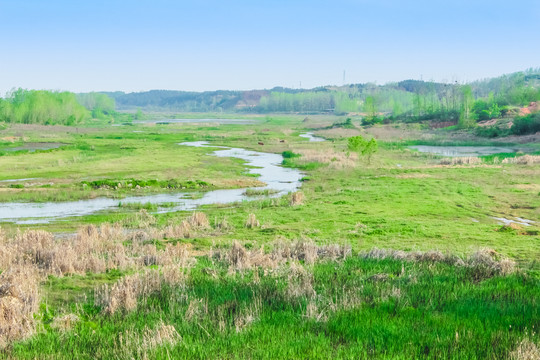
[{"xmin": 6, "ymin": 252, "xmax": 540, "ymax": 359}]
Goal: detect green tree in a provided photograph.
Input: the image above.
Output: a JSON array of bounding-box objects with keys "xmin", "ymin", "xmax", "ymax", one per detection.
[
  {"xmin": 0, "ymin": 89, "xmax": 89, "ymax": 125},
  {"xmin": 347, "ymin": 135, "xmax": 378, "ymax": 163},
  {"xmin": 362, "ymin": 138, "xmax": 378, "ymax": 163},
  {"xmin": 458, "ymin": 85, "xmax": 475, "ymax": 128}
]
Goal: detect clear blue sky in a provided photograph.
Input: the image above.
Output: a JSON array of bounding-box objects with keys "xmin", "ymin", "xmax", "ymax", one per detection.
[{"xmin": 1, "ymin": 0, "xmax": 539, "ymax": 93}]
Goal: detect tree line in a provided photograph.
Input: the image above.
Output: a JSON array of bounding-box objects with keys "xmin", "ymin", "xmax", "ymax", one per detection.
[{"xmin": 0, "ymin": 90, "xmax": 116, "ymax": 125}]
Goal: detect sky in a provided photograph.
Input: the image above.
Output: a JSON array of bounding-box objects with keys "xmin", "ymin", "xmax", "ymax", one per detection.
[{"xmin": 1, "ymin": 0, "xmax": 539, "ymax": 94}]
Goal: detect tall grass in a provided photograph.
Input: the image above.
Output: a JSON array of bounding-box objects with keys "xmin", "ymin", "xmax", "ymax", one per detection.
[{"xmin": 3, "ymin": 241, "xmax": 538, "ymax": 359}]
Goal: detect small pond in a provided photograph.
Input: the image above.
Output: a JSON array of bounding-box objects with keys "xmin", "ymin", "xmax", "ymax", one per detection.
[
  {"xmin": 3, "ymin": 142, "xmax": 65, "ymax": 152},
  {"xmin": 409, "ymin": 145, "xmax": 517, "ymax": 157}
]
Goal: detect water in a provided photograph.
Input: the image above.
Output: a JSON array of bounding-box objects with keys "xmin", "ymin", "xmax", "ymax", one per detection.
[
  {"xmin": 299, "ymin": 133, "xmax": 326, "ymax": 142},
  {"xmin": 409, "ymin": 145, "xmax": 516, "ymax": 157},
  {"xmin": 492, "ymin": 217, "xmax": 535, "ymax": 227},
  {"xmin": 0, "ymin": 142, "xmax": 303, "ymax": 224},
  {"xmin": 133, "ymin": 118, "xmax": 258, "ymax": 125},
  {"xmin": 3, "ymin": 142, "xmax": 65, "ymax": 152},
  {"xmin": 0, "ymin": 178, "xmax": 39, "ymax": 183}
]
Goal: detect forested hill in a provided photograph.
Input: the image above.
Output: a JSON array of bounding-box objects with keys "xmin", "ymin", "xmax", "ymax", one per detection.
[
  {"xmin": 102, "ymin": 89, "xmax": 274, "ymax": 112},
  {"xmin": 0, "ymin": 68, "xmax": 538, "ymax": 126},
  {"xmin": 102, "ymin": 68, "xmax": 540, "ymax": 117}
]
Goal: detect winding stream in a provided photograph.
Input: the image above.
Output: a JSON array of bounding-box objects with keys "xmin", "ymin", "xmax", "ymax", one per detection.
[
  {"xmin": 299, "ymin": 132, "xmax": 325, "ymax": 142},
  {"xmin": 0, "ymin": 142, "xmax": 303, "ymax": 224}
]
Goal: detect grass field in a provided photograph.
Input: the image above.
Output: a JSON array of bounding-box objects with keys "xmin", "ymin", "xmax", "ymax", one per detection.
[{"xmin": 0, "ymin": 116, "xmax": 539, "ymax": 358}]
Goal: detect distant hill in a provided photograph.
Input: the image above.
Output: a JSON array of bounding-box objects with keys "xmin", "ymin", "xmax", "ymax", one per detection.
[
  {"xmin": 102, "ymin": 89, "xmax": 269, "ymax": 112},
  {"xmin": 95, "ymin": 68, "xmax": 539, "ymax": 119}
]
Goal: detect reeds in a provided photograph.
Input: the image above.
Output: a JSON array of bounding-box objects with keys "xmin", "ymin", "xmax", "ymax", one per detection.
[
  {"xmin": 245, "ymin": 213, "xmax": 260, "ymax": 228},
  {"xmin": 95, "ymin": 263, "xmax": 190, "ymax": 315},
  {"xmin": 187, "ymin": 212, "xmax": 210, "ymax": 228},
  {"xmin": 211, "ymin": 240, "xmax": 353, "ymax": 275},
  {"xmin": 297, "ymin": 148, "xmax": 358, "ymax": 168},
  {"xmin": 163, "ymin": 221, "xmax": 192, "ymax": 239},
  {"xmin": 0, "ymin": 265, "xmax": 40, "ymax": 347},
  {"xmin": 289, "ymin": 191, "xmax": 304, "ymax": 206},
  {"xmin": 361, "ymin": 248, "xmax": 516, "ymax": 277},
  {"xmin": 0, "ymin": 213, "xmax": 529, "ymax": 356},
  {"xmin": 115, "ymin": 321, "xmax": 181, "ymax": 358},
  {"xmin": 502, "ymin": 155, "xmax": 540, "ymax": 165},
  {"xmin": 3, "ymin": 236, "xmax": 534, "ymax": 358},
  {"xmin": 440, "ymin": 157, "xmax": 482, "ymax": 165},
  {"xmin": 511, "ymin": 338, "xmax": 540, "ymax": 360}
]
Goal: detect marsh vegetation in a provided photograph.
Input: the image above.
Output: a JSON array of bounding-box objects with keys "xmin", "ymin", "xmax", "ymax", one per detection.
[{"xmin": 0, "ymin": 69, "xmax": 539, "ymax": 358}]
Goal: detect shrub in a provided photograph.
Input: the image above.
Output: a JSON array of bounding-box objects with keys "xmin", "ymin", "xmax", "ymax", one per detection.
[
  {"xmin": 510, "ymin": 113, "xmax": 540, "ymax": 135},
  {"xmin": 281, "ymin": 151, "xmax": 301, "ymax": 159},
  {"xmin": 347, "ymin": 136, "xmax": 378, "ymax": 163},
  {"xmin": 475, "ymin": 126, "xmax": 508, "ymax": 138}
]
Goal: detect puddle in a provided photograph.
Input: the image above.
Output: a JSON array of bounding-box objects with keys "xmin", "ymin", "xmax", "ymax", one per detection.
[
  {"xmin": 299, "ymin": 133, "xmax": 326, "ymax": 142},
  {"xmin": 3, "ymin": 142, "xmax": 66, "ymax": 152},
  {"xmin": 0, "ymin": 178, "xmax": 39, "ymax": 183},
  {"xmin": 492, "ymin": 217, "xmax": 535, "ymax": 227},
  {"xmin": 0, "ymin": 142, "xmax": 303, "ymax": 224},
  {"xmin": 409, "ymin": 145, "xmax": 517, "ymax": 157}
]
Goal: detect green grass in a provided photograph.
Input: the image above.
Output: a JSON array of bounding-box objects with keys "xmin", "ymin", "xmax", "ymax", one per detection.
[
  {"xmin": 0, "ymin": 125, "xmax": 277, "ymax": 202},
  {"xmin": 2, "ymin": 121, "xmax": 538, "ymax": 261},
  {"xmin": 1, "ymin": 117, "xmax": 540, "ymax": 358},
  {"xmin": 6, "ymin": 256, "xmax": 540, "ymax": 359}
]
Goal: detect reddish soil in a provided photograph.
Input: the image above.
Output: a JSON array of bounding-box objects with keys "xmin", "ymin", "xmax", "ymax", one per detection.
[{"xmin": 519, "ymin": 102, "xmax": 539, "ymax": 116}]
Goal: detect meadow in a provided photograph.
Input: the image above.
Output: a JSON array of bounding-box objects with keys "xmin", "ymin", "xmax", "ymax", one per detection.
[{"xmin": 0, "ymin": 116, "xmax": 539, "ymax": 359}]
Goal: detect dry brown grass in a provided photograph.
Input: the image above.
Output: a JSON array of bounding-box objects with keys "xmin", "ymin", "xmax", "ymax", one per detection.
[
  {"xmin": 296, "ymin": 148, "xmax": 358, "ymax": 168},
  {"xmin": 510, "ymin": 338, "xmax": 540, "ymax": 360},
  {"xmin": 271, "ymin": 240, "xmax": 351, "ymax": 265},
  {"xmin": 0, "ymin": 222, "xmax": 200, "ymax": 280},
  {"xmin": 361, "ymin": 248, "xmax": 516, "ymax": 277},
  {"xmin": 50, "ymin": 314, "xmax": 80, "ymax": 332},
  {"xmin": 305, "ymin": 288, "xmax": 364, "ymax": 323},
  {"xmin": 0, "ymin": 265, "xmax": 40, "ymax": 347},
  {"xmin": 234, "ymin": 296, "xmax": 261, "ymax": 333},
  {"xmin": 502, "ymin": 155, "xmax": 540, "ymax": 165},
  {"xmin": 187, "ymin": 212, "xmax": 210, "ymax": 228},
  {"xmin": 115, "ymin": 321, "xmax": 181, "ymax": 359},
  {"xmin": 396, "ymin": 173, "xmax": 432, "ymax": 179},
  {"xmin": 213, "ymin": 241, "xmax": 277, "ymax": 272},
  {"xmin": 163, "ymin": 221, "xmax": 191, "ymax": 239},
  {"xmin": 245, "ymin": 213, "xmax": 260, "ymax": 229},
  {"xmin": 289, "ymin": 191, "xmax": 305, "ymax": 206},
  {"xmin": 95, "ymin": 244, "xmax": 193, "ymax": 315},
  {"xmin": 184, "ymin": 298, "xmax": 207, "ymax": 322},
  {"xmin": 290, "ymin": 241, "xmax": 318, "ymax": 265},
  {"xmin": 286, "ymin": 261, "xmax": 315, "ymax": 299},
  {"xmin": 440, "ymin": 157, "xmax": 482, "ymax": 165},
  {"xmin": 212, "ymin": 240, "xmax": 352, "ymax": 272},
  {"xmin": 131, "ymin": 209, "xmax": 157, "ymax": 228},
  {"xmin": 214, "ymin": 217, "xmax": 233, "ymax": 232},
  {"xmin": 314, "ymin": 127, "xmax": 362, "ymax": 139},
  {"xmin": 95, "ymin": 268, "xmax": 191, "ymax": 315}
]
